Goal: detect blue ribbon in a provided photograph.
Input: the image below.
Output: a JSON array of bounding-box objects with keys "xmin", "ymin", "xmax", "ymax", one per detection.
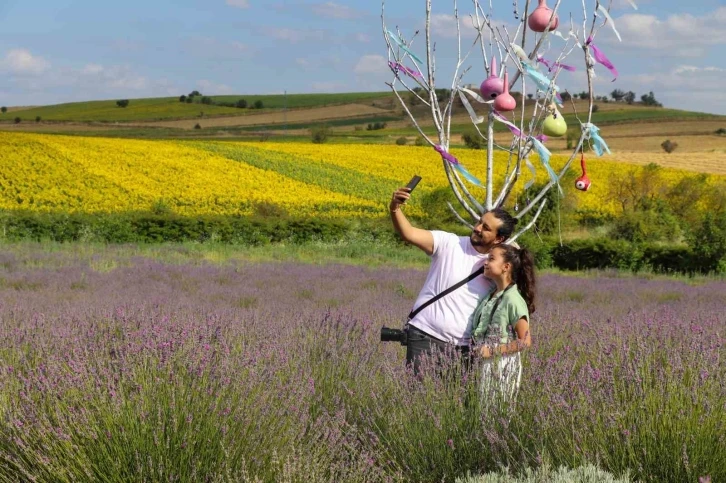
[
  {"xmin": 452, "ymin": 163, "xmax": 483, "ymax": 186},
  {"xmin": 387, "ymin": 30, "xmax": 424, "ymax": 65},
  {"xmin": 586, "ymin": 124, "xmax": 611, "ymax": 156},
  {"xmin": 530, "ymin": 136, "xmax": 563, "ymax": 194},
  {"xmin": 523, "ymin": 65, "xmax": 562, "ymax": 106}
]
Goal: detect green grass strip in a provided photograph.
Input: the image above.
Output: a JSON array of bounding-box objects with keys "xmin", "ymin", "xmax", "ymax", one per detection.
[{"xmin": 187, "ymin": 141, "xmax": 403, "ymax": 203}]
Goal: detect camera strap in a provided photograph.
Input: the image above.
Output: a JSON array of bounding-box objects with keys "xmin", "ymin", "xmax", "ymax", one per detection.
[
  {"xmin": 407, "ymin": 267, "xmax": 485, "ymax": 321},
  {"xmin": 482, "ymin": 282, "xmax": 516, "ymax": 328}
]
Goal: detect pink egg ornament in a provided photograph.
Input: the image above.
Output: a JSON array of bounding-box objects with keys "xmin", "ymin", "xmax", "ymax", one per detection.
[
  {"xmin": 528, "ymin": 0, "xmax": 559, "ymax": 33},
  {"xmin": 480, "ymin": 57, "xmax": 504, "ymax": 100},
  {"xmin": 493, "ymin": 71, "xmax": 516, "ymax": 112}
]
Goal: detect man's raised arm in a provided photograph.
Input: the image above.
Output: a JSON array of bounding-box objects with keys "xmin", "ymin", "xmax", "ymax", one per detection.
[{"xmin": 389, "ymin": 187, "xmax": 434, "ymax": 256}]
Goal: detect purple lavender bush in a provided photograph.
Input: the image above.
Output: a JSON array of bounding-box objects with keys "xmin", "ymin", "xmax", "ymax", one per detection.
[{"xmin": 0, "ymin": 248, "xmax": 724, "ymax": 482}]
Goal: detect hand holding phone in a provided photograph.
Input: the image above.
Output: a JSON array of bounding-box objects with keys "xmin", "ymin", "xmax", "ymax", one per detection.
[
  {"xmin": 405, "ymin": 175, "xmax": 422, "ymax": 192},
  {"xmin": 390, "ymin": 175, "xmax": 422, "ymax": 213}
]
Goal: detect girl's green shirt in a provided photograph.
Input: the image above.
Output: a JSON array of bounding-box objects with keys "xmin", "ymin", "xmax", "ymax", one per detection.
[{"xmin": 472, "ymin": 286, "xmax": 529, "ymax": 345}]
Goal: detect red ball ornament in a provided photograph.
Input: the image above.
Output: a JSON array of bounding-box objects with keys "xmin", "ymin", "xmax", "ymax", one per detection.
[{"xmin": 575, "ymin": 153, "xmax": 591, "ymax": 191}]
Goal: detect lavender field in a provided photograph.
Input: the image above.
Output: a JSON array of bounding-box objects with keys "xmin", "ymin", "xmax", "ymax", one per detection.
[{"xmin": 0, "ymin": 246, "xmax": 724, "ymax": 482}]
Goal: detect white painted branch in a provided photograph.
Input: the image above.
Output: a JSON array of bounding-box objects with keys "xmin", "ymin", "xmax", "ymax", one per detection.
[
  {"xmin": 515, "ymin": 133, "xmax": 585, "ymax": 219},
  {"xmin": 443, "ymin": 162, "xmax": 480, "ymax": 220},
  {"xmin": 451, "ymin": 166, "xmax": 486, "ymax": 214},
  {"xmin": 509, "ymin": 197, "xmax": 548, "ymax": 243},
  {"xmin": 447, "ymin": 201, "xmax": 476, "ymax": 229},
  {"xmin": 385, "ymin": 82, "xmax": 435, "ymax": 147},
  {"xmin": 485, "ymin": 109, "xmax": 495, "ymax": 210}
]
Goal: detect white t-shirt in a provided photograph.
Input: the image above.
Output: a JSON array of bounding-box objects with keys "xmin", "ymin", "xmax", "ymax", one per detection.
[{"xmin": 408, "ymin": 231, "xmax": 495, "ymax": 346}]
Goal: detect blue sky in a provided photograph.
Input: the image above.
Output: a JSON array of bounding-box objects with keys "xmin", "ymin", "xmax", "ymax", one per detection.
[{"xmin": 0, "ymin": 0, "xmax": 724, "ymax": 114}]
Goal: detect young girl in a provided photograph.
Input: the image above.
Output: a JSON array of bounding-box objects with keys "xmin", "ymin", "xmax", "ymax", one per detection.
[{"xmin": 471, "ymin": 243, "xmax": 536, "ymax": 405}]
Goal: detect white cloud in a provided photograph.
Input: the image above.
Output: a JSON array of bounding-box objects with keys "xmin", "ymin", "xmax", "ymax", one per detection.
[
  {"xmin": 184, "ymin": 37, "xmax": 253, "ymax": 59},
  {"xmin": 226, "ymin": 0, "xmax": 249, "ymax": 8},
  {"xmin": 197, "ymin": 79, "xmax": 235, "ymax": 95},
  {"xmin": 3, "ymin": 60, "xmax": 178, "ymax": 105},
  {"xmin": 263, "ymin": 27, "xmax": 327, "ymax": 43},
  {"xmin": 310, "ymin": 2, "xmax": 362, "ymax": 20},
  {"xmin": 82, "ymin": 63, "xmax": 104, "ymax": 75},
  {"xmin": 354, "ymin": 33, "xmax": 371, "ymax": 43},
  {"xmin": 610, "ymin": 0, "xmax": 651, "ymax": 10},
  {"xmin": 353, "ymin": 54, "xmax": 388, "ymax": 75},
  {"xmin": 624, "ymin": 65, "xmax": 726, "ymax": 114},
  {"xmin": 430, "ymin": 14, "xmax": 478, "ymax": 39},
  {"xmin": 77, "ymin": 64, "xmax": 149, "ymax": 90},
  {"xmin": 1, "ymin": 49, "xmax": 50, "ymax": 75},
  {"xmin": 294, "ymin": 55, "xmax": 341, "ymax": 70},
  {"xmin": 231, "ymin": 41, "xmax": 249, "ymax": 52},
  {"xmin": 629, "ymin": 65, "xmax": 725, "ymax": 91},
  {"xmin": 605, "ymin": 7, "xmax": 726, "ymax": 57}
]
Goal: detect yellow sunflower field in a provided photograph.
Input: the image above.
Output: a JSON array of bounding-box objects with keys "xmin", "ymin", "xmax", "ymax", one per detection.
[{"xmin": 1, "ymin": 132, "xmax": 722, "ymax": 220}]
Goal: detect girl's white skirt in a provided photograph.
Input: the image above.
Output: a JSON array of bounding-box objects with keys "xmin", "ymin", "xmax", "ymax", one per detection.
[{"xmin": 478, "ymin": 353, "xmax": 522, "ymax": 409}]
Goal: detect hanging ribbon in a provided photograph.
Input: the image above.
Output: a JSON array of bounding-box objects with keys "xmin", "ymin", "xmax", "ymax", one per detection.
[
  {"xmin": 459, "ymin": 87, "xmax": 491, "ymax": 105},
  {"xmin": 458, "ymin": 88, "xmax": 485, "ymax": 124},
  {"xmin": 552, "ymin": 30, "xmax": 582, "ymax": 48},
  {"xmin": 596, "ymin": 5, "xmax": 622, "ymax": 42},
  {"xmin": 494, "ymin": 111, "xmax": 524, "ymax": 137},
  {"xmin": 586, "ymin": 36, "xmax": 618, "ymax": 81},
  {"xmin": 529, "ymin": 136, "xmax": 562, "ymax": 194},
  {"xmin": 388, "ymin": 61, "xmax": 423, "ymax": 79},
  {"xmin": 536, "ymin": 55, "xmax": 576, "ymax": 72},
  {"xmin": 433, "ymin": 145, "xmax": 482, "ymax": 186},
  {"xmin": 524, "ymin": 157, "xmax": 537, "ymax": 190},
  {"xmin": 582, "ymin": 123, "xmax": 611, "ymax": 156},
  {"xmin": 387, "ymin": 30, "xmax": 423, "ymax": 65},
  {"xmin": 523, "ymin": 64, "xmax": 561, "ymax": 94},
  {"xmin": 492, "ymin": 110, "xmax": 548, "ymax": 142},
  {"xmin": 510, "ymin": 43, "xmax": 531, "ymax": 65},
  {"xmin": 523, "ymin": 64, "xmax": 563, "ymax": 106}
]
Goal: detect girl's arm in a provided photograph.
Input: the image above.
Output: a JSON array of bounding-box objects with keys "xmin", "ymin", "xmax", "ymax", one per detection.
[{"xmin": 480, "ymin": 318, "xmax": 531, "ymax": 358}]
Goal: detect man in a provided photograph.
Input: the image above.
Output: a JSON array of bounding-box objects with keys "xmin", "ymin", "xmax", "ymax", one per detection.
[{"xmin": 389, "ymin": 185, "xmax": 518, "ymax": 374}]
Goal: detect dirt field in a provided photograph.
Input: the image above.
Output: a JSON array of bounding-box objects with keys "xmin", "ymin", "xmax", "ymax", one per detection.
[
  {"xmin": 130, "ymin": 104, "xmax": 393, "ymax": 130},
  {"xmin": 0, "ymin": 123, "xmax": 139, "ymax": 132},
  {"xmin": 605, "ymin": 151, "xmax": 726, "ymax": 175},
  {"xmin": 0, "ymin": 106, "xmax": 37, "ymax": 113}
]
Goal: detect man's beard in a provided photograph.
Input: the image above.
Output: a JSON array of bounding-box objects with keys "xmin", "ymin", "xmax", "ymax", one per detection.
[{"xmin": 470, "ymin": 232, "xmax": 484, "ymax": 246}]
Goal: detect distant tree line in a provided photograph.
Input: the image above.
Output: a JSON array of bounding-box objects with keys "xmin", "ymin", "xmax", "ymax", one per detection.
[
  {"xmin": 178, "ymin": 91, "xmax": 264, "ymax": 110},
  {"xmin": 558, "ymin": 90, "xmax": 661, "ymax": 106}
]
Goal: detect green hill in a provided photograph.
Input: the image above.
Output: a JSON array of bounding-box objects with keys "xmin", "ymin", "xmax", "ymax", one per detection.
[{"xmin": 1, "ymin": 92, "xmax": 392, "ymax": 122}]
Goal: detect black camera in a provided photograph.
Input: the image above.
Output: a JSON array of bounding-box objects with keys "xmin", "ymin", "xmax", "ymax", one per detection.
[{"xmin": 380, "ymin": 326, "xmax": 408, "ymax": 345}]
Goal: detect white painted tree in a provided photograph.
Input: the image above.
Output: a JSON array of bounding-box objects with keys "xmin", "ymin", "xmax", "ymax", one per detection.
[{"xmin": 382, "ymin": 0, "xmax": 630, "ymax": 242}]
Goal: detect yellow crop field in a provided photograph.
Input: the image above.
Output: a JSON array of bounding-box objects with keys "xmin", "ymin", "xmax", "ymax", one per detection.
[
  {"xmin": 0, "ymin": 132, "xmax": 379, "ymax": 218},
  {"xmin": 247, "ymin": 143, "xmax": 725, "ymax": 215},
  {"xmin": 1, "ymin": 132, "xmax": 723, "ymax": 220}
]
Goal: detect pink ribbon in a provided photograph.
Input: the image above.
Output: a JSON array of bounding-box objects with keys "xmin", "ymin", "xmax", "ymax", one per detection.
[
  {"xmin": 433, "ymin": 144, "xmax": 459, "ymax": 164},
  {"xmin": 493, "ymin": 111, "xmax": 549, "ymax": 142},
  {"xmin": 433, "ymin": 145, "xmax": 482, "ymax": 186},
  {"xmin": 388, "ymin": 61, "xmax": 423, "ymax": 79},
  {"xmin": 536, "ymin": 55, "xmax": 576, "ymax": 72},
  {"xmin": 586, "ymin": 37, "xmax": 618, "ymax": 81}
]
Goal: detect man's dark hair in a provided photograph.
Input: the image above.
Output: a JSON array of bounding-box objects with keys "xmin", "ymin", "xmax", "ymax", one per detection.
[{"xmin": 490, "ymin": 208, "xmax": 518, "ymax": 240}]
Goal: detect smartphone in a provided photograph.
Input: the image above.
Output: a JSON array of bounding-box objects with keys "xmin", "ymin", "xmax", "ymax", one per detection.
[{"xmin": 405, "ymin": 175, "xmax": 422, "ymax": 192}]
